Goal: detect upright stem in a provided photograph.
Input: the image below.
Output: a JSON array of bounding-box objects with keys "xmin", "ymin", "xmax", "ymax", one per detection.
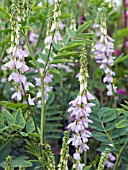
[
  {"xmin": 113, "ymin": 137, "xmax": 128, "ymax": 170},
  {"xmin": 40, "ymin": 76, "xmax": 45, "ymax": 144},
  {"xmin": 113, "ymin": 87, "xmax": 120, "ymax": 149},
  {"xmin": 83, "ymin": 152, "xmax": 87, "ymax": 166},
  {"xmin": 25, "ymin": 19, "xmax": 46, "ymax": 143}
]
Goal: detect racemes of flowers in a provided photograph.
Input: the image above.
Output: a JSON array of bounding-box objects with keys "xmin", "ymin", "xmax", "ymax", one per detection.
[
  {"xmin": 4, "ymin": 0, "xmax": 34, "ymax": 102},
  {"xmin": 94, "ymin": 7, "xmax": 117, "ymax": 96},
  {"xmin": 67, "ymin": 49, "xmax": 95, "ymax": 170},
  {"xmin": 36, "ymin": 0, "xmax": 63, "ymax": 107}
]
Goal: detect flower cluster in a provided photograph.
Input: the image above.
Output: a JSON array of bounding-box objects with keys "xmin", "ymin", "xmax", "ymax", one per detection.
[
  {"xmin": 4, "ymin": 0, "xmax": 34, "ymax": 101},
  {"xmin": 35, "ymin": 72, "xmax": 53, "ymax": 107},
  {"xmin": 94, "ymin": 7, "xmax": 117, "ymax": 96},
  {"xmin": 98, "ymin": 148, "xmax": 110, "ymax": 170},
  {"xmin": 46, "ymin": 144, "xmax": 56, "ymax": 170},
  {"xmin": 58, "ymin": 131, "xmax": 69, "ymax": 170},
  {"xmin": 67, "ymin": 49, "xmax": 95, "ymax": 170},
  {"xmin": 105, "ymin": 153, "xmax": 116, "ymax": 169},
  {"xmin": 50, "ymin": 0, "xmax": 62, "ymax": 44}
]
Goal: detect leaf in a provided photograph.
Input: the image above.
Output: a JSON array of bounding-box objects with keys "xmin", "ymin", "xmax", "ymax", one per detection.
[
  {"xmin": 15, "ymin": 109, "xmax": 25, "ymax": 129},
  {"xmin": 46, "ymin": 94, "xmax": 55, "ymax": 105},
  {"xmin": 29, "ymin": 60, "xmax": 36, "ymax": 68},
  {"xmin": 0, "ymin": 114, "xmax": 4, "ymax": 124},
  {"xmin": 11, "ymin": 124, "xmax": 23, "ymax": 130},
  {"xmin": 116, "ymin": 119, "xmax": 128, "ymax": 128},
  {"xmin": 114, "ymin": 54, "xmax": 128, "ymax": 64},
  {"xmin": 117, "ymin": 27, "xmax": 128, "ymax": 37},
  {"xmin": 0, "ymin": 29, "xmax": 11, "ymax": 32},
  {"xmin": 46, "ymin": 116, "xmax": 62, "ymax": 121},
  {"xmin": 63, "ymin": 33, "xmax": 70, "ymax": 45},
  {"xmin": 120, "ymin": 104, "xmax": 128, "ymax": 110},
  {"xmin": 51, "ymin": 58, "xmax": 68, "ymax": 64},
  {"xmin": 83, "ymin": 165, "xmax": 92, "ymax": 170},
  {"xmin": 3, "ymin": 109, "xmax": 15, "ymax": 126},
  {"xmin": 47, "ymin": 110, "xmax": 62, "ymax": 115},
  {"xmin": 38, "ymin": 52, "xmax": 47, "ymax": 62},
  {"xmin": 76, "ymin": 20, "xmax": 92, "ymax": 35},
  {"xmin": 46, "ymin": 134, "xmax": 61, "ymax": 139},
  {"xmin": 66, "ymin": 28, "xmax": 75, "ymax": 38},
  {"xmin": 116, "ymin": 108, "xmax": 128, "ymax": 116},
  {"xmin": 20, "ymin": 132, "xmax": 28, "ymax": 136},
  {"xmin": 0, "ymin": 156, "xmax": 32, "ymax": 168},
  {"xmin": 75, "ymin": 33, "xmax": 94, "ymax": 39},
  {"xmin": 92, "ymin": 132, "xmax": 110, "ymax": 143},
  {"xmin": 55, "ymin": 52, "xmax": 77, "ymax": 58},
  {"xmin": 0, "ymin": 101, "xmax": 28, "ymax": 110},
  {"xmin": 60, "ymin": 43, "xmax": 83, "ymax": 51},
  {"xmin": 26, "ymin": 118, "xmax": 35, "ymax": 133},
  {"xmin": 0, "ymin": 124, "xmax": 9, "ymax": 131},
  {"xmin": 48, "ymin": 67, "xmax": 60, "ymax": 74},
  {"xmin": 53, "ymin": 41, "xmax": 61, "ymax": 51},
  {"xmin": 46, "ymin": 123, "xmax": 62, "ymax": 127},
  {"xmin": 60, "ymin": 13, "xmax": 71, "ymax": 18},
  {"xmin": 0, "ymin": 6, "xmax": 11, "ymax": 19}
]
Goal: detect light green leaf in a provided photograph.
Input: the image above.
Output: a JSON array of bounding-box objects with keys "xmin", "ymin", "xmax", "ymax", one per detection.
[
  {"xmin": 3, "ymin": 109, "xmax": 15, "ymax": 126},
  {"xmin": 75, "ymin": 33, "xmax": 94, "ymax": 39},
  {"xmin": 60, "ymin": 43, "xmax": 83, "ymax": 51},
  {"xmin": 38, "ymin": 52, "xmax": 47, "ymax": 62},
  {"xmin": 114, "ymin": 54, "xmax": 128, "ymax": 64},
  {"xmin": 116, "ymin": 119, "xmax": 128, "ymax": 128},
  {"xmin": 63, "ymin": 33, "xmax": 69, "ymax": 45},
  {"xmin": 66, "ymin": 28, "xmax": 75, "ymax": 38},
  {"xmin": 51, "ymin": 58, "xmax": 68, "ymax": 64},
  {"xmin": 48, "ymin": 67, "xmax": 60, "ymax": 74},
  {"xmin": 76, "ymin": 20, "xmax": 92, "ymax": 35},
  {"xmin": 53, "ymin": 41, "xmax": 61, "ymax": 51},
  {"xmin": 0, "ymin": 6, "xmax": 11, "ymax": 19},
  {"xmin": 26, "ymin": 118, "xmax": 35, "ymax": 133},
  {"xmin": 15, "ymin": 109, "xmax": 25, "ymax": 129},
  {"xmin": 55, "ymin": 52, "xmax": 77, "ymax": 58}
]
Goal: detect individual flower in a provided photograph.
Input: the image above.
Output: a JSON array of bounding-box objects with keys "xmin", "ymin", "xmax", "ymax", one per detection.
[{"xmin": 28, "ymin": 95, "xmax": 35, "ymax": 106}]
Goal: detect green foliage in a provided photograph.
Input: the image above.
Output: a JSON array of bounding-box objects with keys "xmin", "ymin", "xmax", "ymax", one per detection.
[
  {"xmin": 90, "ymin": 98, "xmax": 128, "ymax": 153},
  {"xmin": 0, "ymin": 6, "xmax": 10, "ymax": 19},
  {"xmin": 0, "ymin": 156, "xmax": 32, "ymax": 169},
  {"xmin": 45, "ymin": 94, "xmax": 63, "ymax": 139}
]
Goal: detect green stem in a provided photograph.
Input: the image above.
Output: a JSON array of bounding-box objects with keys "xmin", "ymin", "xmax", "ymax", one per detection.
[
  {"xmin": 83, "ymin": 152, "xmax": 87, "ymax": 166},
  {"xmin": 21, "ymin": 82, "xmax": 38, "ymax": 134},
  {"xmin": 25, "ymin": 20, "xmax": 45, "ymax": 143},
  {"xmin": 33, "ymin": 21, "xmax": 45, "ymax": 53},
  {"xmin": 101, "ymin": 122, "xmax": 116, "ymax": 150},
  {"xmin": 0, "ymin": 134, "xmax": 16, "ymax": 151},
  {"xmin": 40, "ymin": 76, "xmax": 45, "ymax": 144},
  {"xmin": 113, "ymin": 87, "xmax": 120, "ymax": 150},
  {"xmin": 113, "ymin": 137, "xmax": 128, "ymax": 170}
]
